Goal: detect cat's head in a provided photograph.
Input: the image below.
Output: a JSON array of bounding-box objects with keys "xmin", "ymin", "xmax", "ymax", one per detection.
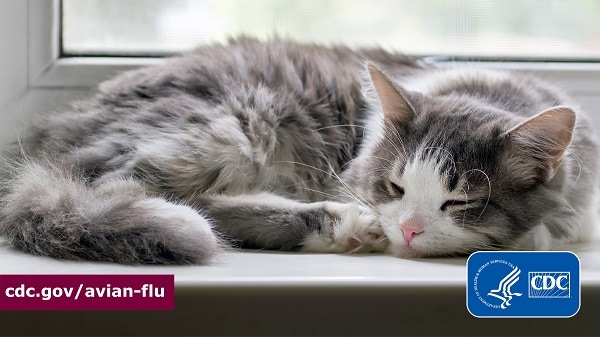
[{"xmin": 359, "ymin": 64, "xmax": 576, "ymax": 257}]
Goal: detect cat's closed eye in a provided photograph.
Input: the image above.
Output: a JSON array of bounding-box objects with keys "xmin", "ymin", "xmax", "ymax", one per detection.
[
  {"xmin": 440, "ymin": 199, "xmax": 475, "ymax": 212},
  {"xmin": 390, "ymin": 182, "xmax": 404, "ymax": 198}
]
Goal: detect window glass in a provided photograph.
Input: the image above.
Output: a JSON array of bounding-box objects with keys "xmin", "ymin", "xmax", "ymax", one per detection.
[{"xmin": 62, "ymin": 0, "xmax": 600, "ymax": 59}]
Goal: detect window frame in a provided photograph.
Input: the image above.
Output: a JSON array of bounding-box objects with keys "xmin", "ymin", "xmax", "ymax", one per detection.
[
  {"xmin": 30, "ymin": 0, "xmax": 600, "ymax": 95},
  {"xmin": 30, "ymin": 0, "xmax": 161, "ymax": 88}
]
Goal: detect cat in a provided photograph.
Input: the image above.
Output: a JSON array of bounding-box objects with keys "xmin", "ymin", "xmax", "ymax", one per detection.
[{"xmin": 0, "ymin": 37, "xmax": 597, "ymax": 264}]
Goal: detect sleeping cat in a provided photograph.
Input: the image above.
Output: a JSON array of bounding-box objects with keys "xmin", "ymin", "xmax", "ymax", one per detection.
[{"xmin": 0, "ymin": 38, "xmax": 598, "ymax": 264}]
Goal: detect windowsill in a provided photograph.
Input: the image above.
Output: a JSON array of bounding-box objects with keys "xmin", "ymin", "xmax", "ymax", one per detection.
[
  {"xmin": 31, "ymin": 57, "xmax": 600, "ymax": 93},
  {"xmin": 1, "ymin": 236, "xmax": 599, "ymax": 335},
  {"xmin": 1, "ymin": 240, "xmax": 599, "ymax": 286},
  {"xmin": 31, "ymin": 57, "xmax": 164, "ymax": 88}
]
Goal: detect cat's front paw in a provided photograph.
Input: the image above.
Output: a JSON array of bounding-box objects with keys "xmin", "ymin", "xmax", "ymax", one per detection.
[{"xmin": 300, "ymin": 202, "xmax": 388, "ymax": 253}]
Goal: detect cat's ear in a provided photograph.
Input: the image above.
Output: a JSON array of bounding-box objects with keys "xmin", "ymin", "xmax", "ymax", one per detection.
[
  {"xmin": 506, "ymin": 106, "xmax": 576, "ymax": 181},
  {"xmin": 366, "ymin": 63, "xmax": 415, "ymax": 124}
]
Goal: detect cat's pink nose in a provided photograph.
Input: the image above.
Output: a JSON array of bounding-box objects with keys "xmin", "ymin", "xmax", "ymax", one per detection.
[{"xmin": 400, "ymin": 216, "xmax": 424, "ymax": 244}]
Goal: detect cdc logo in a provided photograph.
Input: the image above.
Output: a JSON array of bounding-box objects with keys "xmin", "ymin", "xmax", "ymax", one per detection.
[
  {"xmin": 467, "ymin": 251, "xmax": 580, "ymax": 318},
  {"xmin": 528, "ymin": 272, "xmax": 570, "ymax": 298}
]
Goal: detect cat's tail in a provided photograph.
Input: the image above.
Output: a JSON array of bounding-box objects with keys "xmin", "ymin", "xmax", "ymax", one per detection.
[{"xmin": 0, "ymin": 158, "xmax": 223, "ymax": 264}]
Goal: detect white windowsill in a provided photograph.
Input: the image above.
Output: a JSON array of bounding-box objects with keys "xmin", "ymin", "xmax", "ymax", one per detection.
[
  {"xmin": 31, "ymin": 56, "xmax": 600, "ymax": 93},
  {"xmin": 0, "ymin": 236, "xmax": 599, "ymax": 335},
  {"xmin": 31, "ymin": 57, "xmax": 165, "ymax": 88},
  {"xmin": 1, "ymin": 238, "xmax": 599, "ymax": 286}
]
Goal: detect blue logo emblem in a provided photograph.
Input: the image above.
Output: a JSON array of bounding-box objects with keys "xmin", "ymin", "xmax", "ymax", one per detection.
[{"xmin": 467, "ymin": 251, "xmax": 580, "ymax": 318}]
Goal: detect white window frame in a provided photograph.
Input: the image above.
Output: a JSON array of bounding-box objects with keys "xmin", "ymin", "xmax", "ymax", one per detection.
[
  {"xmin": 30, "ymin": 0, "xmax": 162, "ymax": 88},
  {"xmin": 5, "ymin": 0, "xmax": 596, "ymax": 150},
  {"xmin": 21, "ymin": 0, "xmax": 600, "ymax": 119}
]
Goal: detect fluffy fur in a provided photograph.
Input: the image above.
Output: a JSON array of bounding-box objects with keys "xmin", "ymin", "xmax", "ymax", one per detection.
[
  {"xmin": 346, "ymin": 64, "xmax": 599, "ymax": 257},
  {"xmin": 0, "ymin": 37, "xmax": 597, "ymax": 264}
]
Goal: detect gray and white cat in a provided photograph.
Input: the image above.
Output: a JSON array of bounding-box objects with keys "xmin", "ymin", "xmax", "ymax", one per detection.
[{"xmin": 1, "ymin": 38, "xmax": 598, "ymax": 264}]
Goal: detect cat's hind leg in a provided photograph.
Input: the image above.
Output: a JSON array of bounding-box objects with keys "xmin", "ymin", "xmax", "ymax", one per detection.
[{"xmin": 0, "ymin": 161, "xmax": 223, "ymax": 264}]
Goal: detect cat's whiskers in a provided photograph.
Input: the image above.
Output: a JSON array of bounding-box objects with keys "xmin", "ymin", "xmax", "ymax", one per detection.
[
  {"xmin": 360, "ymin": 154, "xmax": 396, "ymax": 165},
  {"xmin": 463, "ymin": 169, "xmax": 491, "ymax": 220},
  {"xmin": 377, "ymin": 147, "xmax": 404, "ymax": 164},
  {"xmin": 387, "ymin": 141, "xmax": 407, "ymax": 161},
  {"xmin": 299, "ymin": 187, "xmax": 347, "ymax": 203},
  {"xmin": 460, "ymin": 187, "xmax": 469, "ymax": 227},
  {"xmin": 327, "ymin": 162, "xmax": 377, "ymax": 211},
  {"xmin": 568, "ymin": 243, "xmax": 600, "ymax": 252},
  {"xmin": 421, "ymin": 146, "xmax": 457, "ymax": 175},
  {"xmin": 386, "ymin": 123, "xmax": 408, "ymax": 157},
  {"xmin": 568, "ymin": 152, "xmax": 583, "ymax": 183},
  {"xmin": 274, "ymin": 178, "xmax": 322, "ymax": 200},
  {"xmin": 313, "ymin": 124, "xmax": 408, "ymax": 165},
  {"xmin": 340, "ymin": 155, "xmax": 395, "ymax": 171},
  {"xmin": 365, "ymin": 168, "xmax": 394, "ymax": 180},
  {"xmin": 274, "ymin": 160, "xmax": 375, "ymax": 211},
  {"xmin": 299, "ymin": 181, "xmax": 364, "ymax": 206}
]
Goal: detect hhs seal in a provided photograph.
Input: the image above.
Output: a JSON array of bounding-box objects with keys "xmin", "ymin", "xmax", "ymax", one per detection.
[{"xmin": 467, "ymin": 251, "xmax": 580, "ymax": 318}]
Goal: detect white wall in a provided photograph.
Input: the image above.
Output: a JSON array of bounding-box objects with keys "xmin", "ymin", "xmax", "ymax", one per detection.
[
  {"xmin": 0, "ymin": 0, "xmax": 93, "ymax": 152},
  {"xmin": 0, "ymin": 0, "xmax": 28, "ymax": 147}
]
